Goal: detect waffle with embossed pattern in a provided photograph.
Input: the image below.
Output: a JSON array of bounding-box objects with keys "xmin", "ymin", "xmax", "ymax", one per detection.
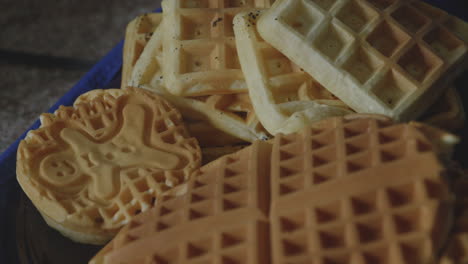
[
  {"xmin": 122, "ymin": 13, "xmax": 162, "ymax": 88},
  {"xmin": 269, "ymin": 115, "xmax": 455, "ymax": 264},
  {"xmin": 161, "ymin": 0, "xmax": 275, "ymax": 96},
  {"xmin": 234, "ymin": 10, "xmax": 352, "ymax": 135},
  {"xmin": 129, "ymin": 20, "xmax": 270, "ymax": 144},
  {"xmin": 257, "ymin": 0, "xmax": 468, "ymax": 121},
  {"xmin": 89, "ymin": 140, "xmax": 272, "ymax": 264},
  {"xmin": 16, "ymin": 88, "xmax": 201, "ymax": 245}
]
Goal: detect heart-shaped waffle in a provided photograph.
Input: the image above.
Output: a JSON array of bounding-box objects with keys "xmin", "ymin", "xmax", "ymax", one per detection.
[{"xmin": 16, "ymin": 87, "xmax": 201, "ymax": 245}]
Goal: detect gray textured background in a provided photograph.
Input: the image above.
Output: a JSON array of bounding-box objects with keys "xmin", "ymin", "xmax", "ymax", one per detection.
[{"xmin": 0, "ymin": 0, "xmax": 162, "ymax": 153}]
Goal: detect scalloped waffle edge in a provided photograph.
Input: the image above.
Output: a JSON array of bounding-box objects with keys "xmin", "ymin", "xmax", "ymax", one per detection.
[{"xmin": 17, "ymin": 87, "xmax": 202, "ymax": 245}]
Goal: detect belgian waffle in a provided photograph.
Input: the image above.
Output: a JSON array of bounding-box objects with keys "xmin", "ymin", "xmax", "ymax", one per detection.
[
  {"xmin": 257, "ymin": 0, "xmax": 468, "ymax": 121},
  {"xmin": 129, "ymin": 20, "xmax": 270, "ymax": 143},
  {"xmin": 269, "ymin": 114, "xmax": 455, "ymax": 263},
  {"xmin": 234, "ymin": 10, "xmax": 352, "ymax": 135},
  {"xmin": 161, "ymin": 0, "xmax": 275, "ymax": 96},
  {"xmin": 89, "ymin": 140, "xmax": 272, "ymax": 263},
  {"xmin": 91, "ymin": 114, "xmax": 456, "ymax": 263},
  {"xmin": 17, "ymin": 88, "xmax": 201, "ymax": 245},
  {"xmin": 122, "ymin": 14, "xmax": 162, "ymax": 88}
]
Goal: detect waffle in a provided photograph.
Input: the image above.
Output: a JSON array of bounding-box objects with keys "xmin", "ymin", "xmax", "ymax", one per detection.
[
  {"xmin": 257, "ymin": 0, "xmax": 468, "ymax": 121},
  {"xmin": 160, "ymin": 0, "xmax": 275, "ymax": 96},
  {"xmin": 423, "ymin": 87, "xmax": 465, "ymax": 131},
  {"xmin": 269, "ymin": 114, "xmax": 455, "ymax": 263},
  {"xmin": 234, "ymin": 10, "xmax": 352, "ymax": 135},
  {"xmin": 16, "ymin": 88, "xmax": 202, "ymax": 245},
  {"xmin": 75, "ymin": 90, "xmax": 249, "ymax": 164},
  {"xmin": 122, "ymin": 13, "xmax": 162, "ymax": 88},
  {"xmin": 89, "ymin": 140, "xmax": 272, "ymax": 264},
  {"xmin": 129, "ymin": 19, "xmax": 270, "ymax": 143},
  {"xmin": 90, "ymin": 114, "xmax": 456, "ymax": 263}
]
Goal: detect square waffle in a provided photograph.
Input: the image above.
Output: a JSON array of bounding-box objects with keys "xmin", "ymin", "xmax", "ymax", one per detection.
[
  {"xmin": 234, "ymin": 10, "xmax": 352, "ymax": 135},
  {"xmin": 122, "ymin": 13, "xmax": 162, "ymax": 88},
  {"xmin": 129, "ymin": 18, "xmax": 270, "ymax": 143},
  {"xmin": 269, "ymin": 115, "xmax": 454, "ymax": 263},
  {"xmin": 89, "ymin": 140, "xmax": 272, "ymax": 264},
  {"xmin": 257, "ymin": 0, "xmax": 468, "ymax": 121},
  {"xmin": 161, "ymin": 0, "xmax": 275, "ymax": 96}
]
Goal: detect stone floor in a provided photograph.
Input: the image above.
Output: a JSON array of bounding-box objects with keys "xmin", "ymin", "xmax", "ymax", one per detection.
[{"xmin": 0, "ymin": 0, "xmax": 162, "ymax": 153}]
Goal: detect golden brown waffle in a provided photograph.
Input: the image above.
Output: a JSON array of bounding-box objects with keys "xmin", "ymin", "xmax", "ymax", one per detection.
[
  {"xmin": 129, "ymin": 20, "xmax": 270, "ymax": 143},
  {"xmin": 89, "ymin": 140, "xmax": 272, "ymax": 264},
  {"xmin": 234, "ymin": 10, "xmax": 352, "ymax": 135},
  {"xmin": 257, "ymin": 0, "xmax": 468, "ymax": 121},
  {"xmin": 161, "ymin": 0, "xmax": 275, "ymax": 96},
  {"xmin": 122, "ymin": 13, "xmax": 162, "ymax": 88},
  {"xmin": 91, "ymin": 114, "xmax": 455, "ymax": 263},
  {"xmin": 17, "ymin": 88, "xmax": 202, "ymax": 245},
  {"xmin": 269, "ymin": 115, "xmax": 454, "ymax": 263},
  {"xmin": 423, "ymin": 87, "xmax": 465, "ymax": 131}
]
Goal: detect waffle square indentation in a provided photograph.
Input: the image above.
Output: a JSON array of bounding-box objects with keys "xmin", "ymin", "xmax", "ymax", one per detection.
[
  {"xmin": 423, "ymin": 27, "xmax": 464, "ymax": 60},
  {"xmin": 181, "ymin": 13, "xmax": 218, "ymax": 40},
  {"xmin": 397, "ymin": 44, "xmax": 443, "ymax": 83},
  {"xmin": 371, "ymin": 70, "xmax": 416, "ymax": 108},
  {"xmin": 313, "ymin": 23, "xmax": 354, "ymax": 61},
  {"xmin": 342, "ymin": 48, "xmax": 384, "ymax": 84},
  {"xmin": 280, "ymin": 0, "xmax": 324, "ymax": 37},
  {"xmin": 180, "ymin": 45, "xmax": 218, "ymax": 74},
  {"xmin": 336, "ymin": 0, "xmax": 378, "ymax": 33},
  {"xmin": 262, "ymin": 48, "xmax": 294, "ymax": 77},
  {"xmin": 391, "ymin": 5, "xmax": 429, "ymax": 34},
  {"xmin": 367, "ymin": 21, "xmax": 410, "ymax": 58}
]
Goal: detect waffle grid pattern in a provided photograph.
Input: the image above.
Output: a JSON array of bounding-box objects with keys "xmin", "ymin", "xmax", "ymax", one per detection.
[
  {"xmin": 17, "ymin": 88, "xmax": 201, "ymax": 232},
  {"xmin": 92, "ymin": 142, "xmax": 270, "ymax": 263},
  {"xmin": 162, "ymin": 0, "xmax": 275, "ymax": 96},
  {"xmin": 233, "ymin": 10, "xmax": 350, "ymax": 135},
  {"xmin": 258, "ymin": 0, "xmax": 468, "ymax": 120},
  {"xmin": 128, "ymin": 17, "xmax": 269, "ymax": 143},
  {"xmin": 91, "ymin": 116, "xmax": 452, "ymax": 264},
  {"xmin": 269, "ymin": 116, "xmax": 451, "ymax": 263}
]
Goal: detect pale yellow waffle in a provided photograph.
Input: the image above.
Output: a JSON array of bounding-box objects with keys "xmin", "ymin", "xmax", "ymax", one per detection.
[
  {"xmin": 75, "ymin": 89, "xmax": 250, "ymax": 164},
  {"xmin": 122, "ymin": 14, "xmax": 162, "ymax": 88},
  {"xmin": 129, "ymin": 20, "xmax": 270, "ymax": 143},
  {"xmin": 269, "ymin": 115, "xmax": 455, "ymax": 263},
  {"xmin": 161, "ymin": 0, "xmax": 275, "ymax": 96},
  {"xmin": 17, "ymin": 88, "xmax": 202, "ymax": 245},
  {"xmin": 423, "ymin": 87, "xmax": 465, "ymax": 131},
  {"xmin": 234, "ymin": 10, "xmax": 352, "ymax": 135},
  {"xmin": 89, "ymin": 140, "xmax": 272, "ymax": 264},
  {"xmin": 257, "ymin": 0, "xmax": 468, "ymax": 121}
]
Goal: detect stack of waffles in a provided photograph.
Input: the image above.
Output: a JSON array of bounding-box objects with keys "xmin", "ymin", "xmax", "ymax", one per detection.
[
  {"xmin": 89, "ymin": 114, "xmax": 458, "ymax": 263},
  {"xmin": 122, "ymin": 0, "xmax": 468, "ymax": 144},
  {"xmin": 14, "ymin": 0, "xmax": 468, "ymax": 261}
]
